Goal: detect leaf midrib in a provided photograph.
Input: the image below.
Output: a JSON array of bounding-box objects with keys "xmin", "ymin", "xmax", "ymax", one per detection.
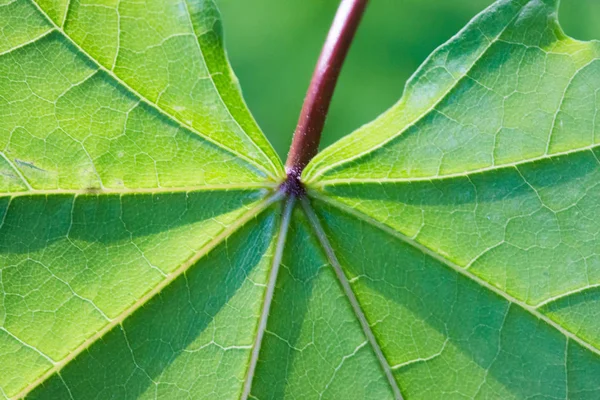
[
  {"xmin": 240, "ymin": 198, "xmax": 295, "ymax": 400},
  {"xmin": 13, "ymin": 191, "xmax": 282, "ymax": 400},
  {"xmin": 0, "ymin": 182, "xmax": 278, "ymax": 198},
  {"xmin": 300, "ymin": 197, "xmax": 403, "ymax": 400},
  {"xmin": 304, "ymin": 0, "xmax": 528, "ymax": 183},
  {"xmin": 309, "ymin": 190, "xmax": 600, "ymax": 360},
  {"xmin": 27, "ymin": 0, "xmax": 280, "ymax": 180},
  {"xmin": 178, "ymin": 0, "xmax": 281, "ymax": 176},
  {"xmin": 311, "ymin": 146, "xmax": 600, "ymax": 187}
]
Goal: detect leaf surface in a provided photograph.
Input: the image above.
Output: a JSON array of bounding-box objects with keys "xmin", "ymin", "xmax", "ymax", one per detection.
[{"xmin": 2, "ymin": 0, "xmax": 600, "ymax": 399}]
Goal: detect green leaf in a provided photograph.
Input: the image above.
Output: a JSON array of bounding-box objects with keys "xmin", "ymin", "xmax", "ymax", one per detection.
[{"xmin": 2, "ymin": 0, "xmax": 600, "ymax": 399}]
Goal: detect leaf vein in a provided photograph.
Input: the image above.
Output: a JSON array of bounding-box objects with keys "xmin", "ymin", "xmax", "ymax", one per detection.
[
  {"xmin": 0, "ymin": 327, "xmax": 56, "ymax": 365},
  {"xmin": 180, "ymin": 0, "xmax": 280, "ymax": 177},
  {"xmin": 0, "ymin": 28, "xmax": 54, "ymax": 57},
  {"xmin": 313, "ymin": 147, "xmax": 600, "ymax": 187},
  {"xmin": 13, "ymin": 192, "xmax": 282, "ymax": 399},
  {"xmin": 305, "ymin": 1, "xmax": 528, "ymax": 183},
  {"xmin": 0, "ymin": 152, "xmax": 34, "ymax": 191},
  {"xmin": 28, "ymin": 0, "xmax": 276, "ymax": 179},
  {"xmin": 241, "ymin": 197, "xmax": 294, "ymax": 400},
  {"xmin": 311, "ymin": 192, "xmax": 600, "ymax": 359},
  {"xmin": 0, "ymin": 182, "xmax": 277, "ymax": 198},
  {"xmin": 301, "ymin": 196, "xmax": 404, "ymax": 400}
]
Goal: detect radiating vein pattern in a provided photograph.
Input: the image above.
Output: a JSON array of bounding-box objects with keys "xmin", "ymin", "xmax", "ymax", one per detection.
[
  {"xmin": 0, "ymin": 0, "xmax": 286, "ymax": 396},
  {"xmin": 249, "ymin": 206, "xmax": 395, "ymax": 400},
  {"xmin": 5, "ymin": 0, "xmax": 600, "ymax": 398},
  {"xmin": 304, "ymin": 0, "xmax": 600, "ymax": 398}
]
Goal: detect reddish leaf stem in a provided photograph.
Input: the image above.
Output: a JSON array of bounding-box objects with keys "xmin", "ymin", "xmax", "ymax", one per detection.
[{"xmin": 284, "ymin": 0, "xmax": 369, "ymax": 183}]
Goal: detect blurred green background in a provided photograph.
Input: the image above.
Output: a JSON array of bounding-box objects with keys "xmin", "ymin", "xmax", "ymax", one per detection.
[{"xmin": 215, "ymin": 0, "xmax": 600, "ymax": 159}]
